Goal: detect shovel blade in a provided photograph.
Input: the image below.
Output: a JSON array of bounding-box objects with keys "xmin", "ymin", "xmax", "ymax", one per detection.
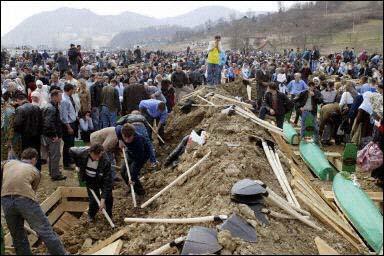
[
  {"xmin": 231, "ymin": 179, "xmax": 267, "ymax": 196},
  {"xmin": 181, "ymin": 227, "xmax": 222, "ymax": 255},
  {"xmin": 219, "ymin": 214, "xmax": 257, "ymax": 242}
]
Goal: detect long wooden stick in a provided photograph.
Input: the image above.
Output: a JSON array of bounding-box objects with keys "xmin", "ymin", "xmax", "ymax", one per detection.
[
  {"xmin": 265, "ymin": 184, "xmax": 311, "ymax": 216},
  {"xmin": 196, "ymin": 95, "xmax": 215, "ymax": 106},
  {"xmin": 125, "ymin": 215, "xmax": 227, "ymax": 224},
  {"xmin": 146, "ymin": 236, "xmax": 186, "ymax": 255},
  {"xmin": 273, "ymin": 150, "xmax": 301, "ymax": 208},
  {"xmin": 141, "ymin": 151, "xmax": 211, "ymax": 208},
  {"xmin": 262, "ymin": 140, "xmax": 294, "ymax": 205},
  {"xmin": 146, "ymin": 120, "xmax": 166, "ymax": 144},
  {"xmin": 122, "ymin": 148, "xmax": 137, "ymax": 208},
  {"xmin": 266, "ymin": 190, "xmax": 322, "ymax": 230},
  {"xmin": 89, "ymin": 188, "xmax": 115, "ymax": 228}
]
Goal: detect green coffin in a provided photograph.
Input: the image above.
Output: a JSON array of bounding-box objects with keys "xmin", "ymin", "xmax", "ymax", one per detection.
[
  {"xmin": 283, "ymin": 122, "xmax": 299, "ymax": 145},
  {"xmin": 333, "ymin": 173, "xmax": 383, "ymax": 253},
  {"xmin": 74, "ymin": 139, "xmax": 85, "ymax": 147},
  {"xmin": 299, "ymin": 141, "xmax": 337, "ymax": 180}
]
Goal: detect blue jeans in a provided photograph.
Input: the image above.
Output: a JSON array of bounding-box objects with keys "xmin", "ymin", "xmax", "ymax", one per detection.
[
  {"xmin": 70, "ymin": 62, "xmax": 78, "ymax": 77},
  {"xmin": 207, "ymin": 63, "xmax": 220, "ymax": 86},
  {"xmin": 2, "ymin": 196, "xmax": 66, "ymax": 255},
  {"xmin": 100, "ymin": 106, "xmax": 117, "ymax": 129},
  {"xmin": 301, "ymin": 111, "xmax": 319, "ymax": 144},
  {"xmin": 91, "ymin": 107, "xmax": 100, "ymax": 131},
  {"xmin": 133, "ymin": 123, "xmax": 157, "ymax": 164},
  {"xmin": 310, "ymin": 60, "xmax": 319, "ymax": 72}
]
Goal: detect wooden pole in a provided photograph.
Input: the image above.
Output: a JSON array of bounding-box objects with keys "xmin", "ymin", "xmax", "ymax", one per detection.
[
  {"xmin": 122, "ymin": 148, "xmax": 137, "ymax": 208},
  {"xmin": 273, "ymin": 150, "xmax": 301, "ymax": 208},
  {"xmin": 89, "ymin": 188, "xmax": 115, "ymax": 228},
  {"xmin": 146, "ymin": 236, "xmax": 186, "ymax": 255},
  {"xmin": 141, "ymin": 151, "xmax": 211, "ymax": 208},
  {"xmin": 125, "ymin": 215, "xmax": 227, "ymax": 224},
  {"xmin": 262, "ymin": 140, "xmax": 294, "ymax": 205},
  {"xmin": 266, "ymin": 190, "xmax": 322, "ymax": 230},
  {"xmin": 146, "ymin": 120, "xmax": 165, "ymax": 144}
]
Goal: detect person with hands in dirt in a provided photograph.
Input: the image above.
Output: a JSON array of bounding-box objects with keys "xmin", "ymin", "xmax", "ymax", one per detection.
[
  {"xmin": 69, "ymin": 143, "xmax": 113, "ymax": 223},
  {"xmin": 116, "ymin": 123, "xmax": 150, "ymax": 196}
]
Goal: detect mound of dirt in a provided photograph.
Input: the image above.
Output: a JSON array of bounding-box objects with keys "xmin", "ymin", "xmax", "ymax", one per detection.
[{"xmin": 33, "ymin": 83, "xmax": 359, "ymax": 255}]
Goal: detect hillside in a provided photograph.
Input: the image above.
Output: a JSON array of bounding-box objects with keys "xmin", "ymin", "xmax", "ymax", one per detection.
[
  {"xmin": 1, "ymin": 6, "xmax": 244, "ymax": 49},
  {"xmin": 169, "ymin": 1, "xmax": 383, "ymax": 54}
]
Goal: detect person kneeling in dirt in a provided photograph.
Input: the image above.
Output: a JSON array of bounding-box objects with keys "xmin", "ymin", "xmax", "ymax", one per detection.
[
  {"xmin": 117, "ymin": 110, "xmax": 158, "ymax": 169},
  {"xmin": 117, "ymin": 123, "xmax": 150, "ymax": 195},
  {"xmin": 258, "ymin": 82, "xmax": 293, "ymax": 129},
  {"xmin": 1, "ymin": 148, "xmax": 67, "ymax": 255},
  {"xmin": 69, "ymin": 144, "xmax": 113, "ymax": 223}
]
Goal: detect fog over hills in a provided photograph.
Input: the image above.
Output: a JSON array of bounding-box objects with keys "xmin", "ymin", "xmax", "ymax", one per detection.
[{"xmin": 1, "ymin": 6, "xmax": 267, "ymax": 49}]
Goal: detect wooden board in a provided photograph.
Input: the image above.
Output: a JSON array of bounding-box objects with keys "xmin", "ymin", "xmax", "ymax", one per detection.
[
  {"xmin": 54, "ymin": 212, "xmax": 80, "ymax": 233},
  {"xmin": 296, "ymin": 193, "xmax": 362, "ymax": 251},
  {"xmin": 60, "ymin": 187, "xmax": 89, "ymax": 198},
  {"xmin": 315, "ymin": 236, "xmax": 339, "ymax": 255},
  {"xmin": 40, "ymin": 187, "xmax": 62, "ymax": 213},
  {"xmin": 84, "ymin": 228, "xmax": 128, "ymax": 255},
  {"xmin": 323, "ymin": 190, "xmax": 383, "ymax": 202},
  {"xmin": 91, "ymin": 239, "xmax": 123, "ymax": 255},
  {"xmin": 294, "ymin": 151, "xmax": 341, "ymax": 158},
  {"xmin": 62, "ymin": 201, "xmax": 89, "ymax": 212}
]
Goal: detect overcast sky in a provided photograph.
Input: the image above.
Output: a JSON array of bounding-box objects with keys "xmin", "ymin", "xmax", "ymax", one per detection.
[{"xmin": 1, "ymin": 1, "xmax": 300, "ymax": 36}]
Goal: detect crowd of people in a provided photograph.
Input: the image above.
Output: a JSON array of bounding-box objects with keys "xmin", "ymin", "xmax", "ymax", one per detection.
[{"xmin": 1, "ymin": 36, "xmax": 383, "ymax": 255}]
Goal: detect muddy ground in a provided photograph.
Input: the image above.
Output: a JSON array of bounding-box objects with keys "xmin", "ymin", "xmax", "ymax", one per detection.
[{"xmin": 4, "ymin": 80, "xmax": 382, "ymax": 255}]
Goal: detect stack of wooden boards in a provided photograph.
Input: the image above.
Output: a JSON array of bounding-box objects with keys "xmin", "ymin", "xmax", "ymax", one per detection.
[
  {"xmin": 4, "ymin": 187, "xmax": 88, "ymax": 249},
  {"xmin": 270, "ymin": 133, "xmax": 368, "ymax": 253}
]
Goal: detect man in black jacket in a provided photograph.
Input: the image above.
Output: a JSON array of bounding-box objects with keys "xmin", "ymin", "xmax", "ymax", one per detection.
[
  {"xmin": 41, "ymin": 89, "xmax": 66, "ymax": 180},
  {"xmin": 14, "ymin": 93, "xmax": 43, "ymax": 170},
  {"xmin": 171, "ymin": 66, "xmax": 191, "ymax": 102},
  {"xmin": 294, "ymin": 81, "xmax": 323, "ymax": 143},
  {"xmin": 67, "ymin": 43, "xmax": 79, "ymax": 77},
  {"xmin": 70, "ymin": 144, "xmax": 113, "ymax": 222},
  {"xmin": 259, "ymin": 83, "xmax": 292, "ymax": 128},
  {"xmin": 255, "ymin": 61, "xmax": 271, "ymax": 111},
  {"xmin": 90, "ymin": 74, "xmax": 105, "ymax": 131}
]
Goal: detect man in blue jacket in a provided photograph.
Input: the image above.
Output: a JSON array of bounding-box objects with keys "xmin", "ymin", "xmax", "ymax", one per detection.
[{"xmin": 116, "ymin": 123, "xmax": 150, "ymax": 195}]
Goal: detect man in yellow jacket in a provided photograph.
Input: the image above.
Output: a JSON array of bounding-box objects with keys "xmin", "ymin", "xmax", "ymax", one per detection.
[{"xmin": 206, "ymin": 35, "xmax": 222, "ymax": 87}]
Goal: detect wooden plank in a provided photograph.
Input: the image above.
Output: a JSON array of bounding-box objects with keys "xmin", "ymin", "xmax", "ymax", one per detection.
[
  {"xmin": 92, "ymin": 239, "xmax": 123, "ymax": 255},
  {"xmin": 54, "ymin": 212, "xmax": 80, "ymax": 233},
  {"xmin": 296, "ymin": 193, "xmax": 362, "ymax": 251},
  {"xmin": 61, "ymin": 187, "xmax": 88, "ymax": 198},
  {"xmin": 323, "ymin": 190, "xmax": 383, "ymax": 202},
  {"xmin": 47, "ymin": 203, "xmax": 65, "ymax": 224},
  {"xmin": 62, "ymin": 201, "xmax": 89, "ymax": 213},
  {"xmin": 315, "ymin": 236, "xmax": 339, "ymax": 255},
  {"xmin": 293, "ymin": 151, "xmax": 341, "ymax": 158},
  {"xmin": 84, "ymin": 228, "xmax": 128, "ymax": 255},
  {"xmin": 40, "ymin": 187, "xmax": 62, "ymax": 213}
]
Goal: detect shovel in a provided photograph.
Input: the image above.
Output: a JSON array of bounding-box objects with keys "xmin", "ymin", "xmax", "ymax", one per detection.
[
  {"xmin": 122, "ymin": 148, "xmax": 137, "ymax": 208},
  {"xmin": 181, "ymin": 226, "xmax": 222, "ymax": 255},
  {"xmin": 218, "ymin": 213, "xmax": 257, "ymax": 242},
  {"xmin": 146, "ymin": 236, "xmax": 186, "ymax": 255}
]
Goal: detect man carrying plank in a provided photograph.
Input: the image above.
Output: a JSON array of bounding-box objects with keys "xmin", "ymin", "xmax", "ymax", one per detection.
[
  {"xmin": 69, "ymin": 144, "xmax": 113, "ymax": 223},
  {"xmin": 116, "ymin": 123, "xmax": 151, "ymax": 195},
  {"xmin": 1, "ymin": 148, "xmax": 66, "ymax": 255}
]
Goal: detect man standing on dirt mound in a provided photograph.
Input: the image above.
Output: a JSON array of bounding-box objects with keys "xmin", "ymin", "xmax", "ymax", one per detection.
[{"xmin": 206, "ymin": 35, "xmax": 222, "ymax": 87}]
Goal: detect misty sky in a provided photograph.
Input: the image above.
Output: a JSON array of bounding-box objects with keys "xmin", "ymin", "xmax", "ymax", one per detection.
[{"xmin": 1, "ymin": 1, "xmax": 301, "ymax": 36}]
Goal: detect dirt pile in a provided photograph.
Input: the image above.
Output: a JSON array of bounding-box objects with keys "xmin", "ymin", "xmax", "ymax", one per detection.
[{"xmin": 35, "ymin": 83, "xmax": 359, "ymax": 255}]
